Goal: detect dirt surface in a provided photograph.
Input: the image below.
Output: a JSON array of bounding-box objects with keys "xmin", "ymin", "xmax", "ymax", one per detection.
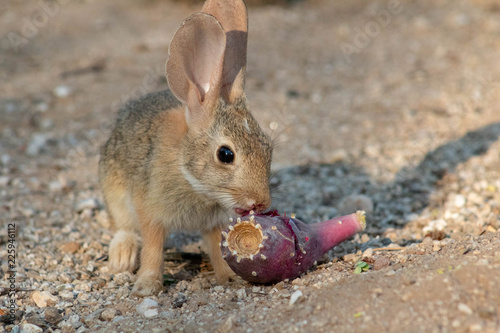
[{"xmin": 1, "ymin": 0, "xmax": 500, "ymax": 332}]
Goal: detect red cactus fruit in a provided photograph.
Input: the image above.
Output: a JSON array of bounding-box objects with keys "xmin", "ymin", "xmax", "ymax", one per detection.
[{"xmin": 220, "ymin": 210, "xmax": 366, "ymax": 283}]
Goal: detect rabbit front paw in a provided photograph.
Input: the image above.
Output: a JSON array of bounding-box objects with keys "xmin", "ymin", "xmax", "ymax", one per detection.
[
  {"xmin": 108, "ymin": 230, "xmax": 140, "ymax": 273},
  {"xmin": 131, "ymin": 274, "xmax": 163, "ymax": 297}
]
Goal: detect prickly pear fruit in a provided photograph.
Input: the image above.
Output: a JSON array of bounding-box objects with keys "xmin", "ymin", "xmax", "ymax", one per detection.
[{"xmin": 220, "ymin": 210, "xmax": 366, "ymax": 283}]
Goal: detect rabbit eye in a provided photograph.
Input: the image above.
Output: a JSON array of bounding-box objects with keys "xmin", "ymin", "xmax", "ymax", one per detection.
[{"xmin": 217, "ymin": 146, "xmax": 234, "ymax": 164}]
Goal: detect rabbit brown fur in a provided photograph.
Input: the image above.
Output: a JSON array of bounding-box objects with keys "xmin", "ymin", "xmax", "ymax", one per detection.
[{"xmin": 99, "ymin": 0, "xmax": 272, "ymax": 297}]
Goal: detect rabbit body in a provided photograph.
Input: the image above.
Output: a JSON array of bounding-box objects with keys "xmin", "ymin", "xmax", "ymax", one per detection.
[{"xmin": 99, "ymin": 0, "xmax": 272, "ymax": 296}]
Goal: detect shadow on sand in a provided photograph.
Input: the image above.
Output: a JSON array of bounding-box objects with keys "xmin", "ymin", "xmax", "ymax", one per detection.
[{"xmin": 271, "ymin": 121, "xmax": 500, "ymax": 244}]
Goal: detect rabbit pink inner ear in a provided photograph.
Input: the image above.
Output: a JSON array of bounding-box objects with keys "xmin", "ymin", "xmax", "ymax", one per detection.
[
  {"xmin": 166, "ymin": 13, "xmax": 226, "ymax": 109},
  {"xmin": 202, "ymin": 0, "xmax": 248, "ymax": 103}
]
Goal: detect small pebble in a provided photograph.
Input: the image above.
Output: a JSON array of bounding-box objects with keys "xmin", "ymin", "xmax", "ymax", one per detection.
[
  {"xmin": 421, "ymin": 237, "xmax": 434, "ymax": 247},
  {"xmin": 172, "ymin": 293, "xmax": 187, "ymax": 308},
  {"xmin": 53, "ymin": 85, "xmax": 71, "ymax": 98},
  {"xmin": 59, "ymin": 290, "xmax": 74, "ymax": 299},
  {"xmin": 289, "ymin": 290, "xmax": 304, "ymax": 305},
  {"xmin": 0, "ymin": 176, "xmax": 9, "ymax": 187},
  {"xmin": 20, "ymin": 208, "xmax": 35, "ymax": 217},
  {"xmin": 401, "ymin": 293, "xmax": 412, "ymax": 302},
  {"xmin": 67, "ymin": 314, "xmax": 83, "ymax": 329},
  {"xmin": 214, "ymin": 285, "xmax": 225, "ymax": 293},
  {"xmin": 92, "ymin": 278, "xmax": 107, "ymax": 288},
  {"xmin": 48, "ymin": 180, "xmax": 63, "ymax": 192},
  {"xmin": 60, "ymin": 241, "xmax": 81, "ymax": 254},
  {"xmin": 458, "ymin": 303, "xmax": 473, "ymax": 315},
  {"xmin": 35, "ymin": 102, "xmax": 49, "ymax": 113},
  {"xmin": 160, "ymin": 311, "xmax": 175, "ymax": 319},
  {"xmin": 374, "ymin": 257, "xmax": 391, "ymax": 270},
  {"xmin": 136, "ymin": 298, "xmax": 158, "ymax": 315},
  {"xmin": 31, "ymin": 291, "xmax": 58, "ymax": 307},
  {"xmin": 100, "ymin": 308, "xmax": 118, "ymax": 321},
  {"xmin": 76, "ymin": 198, "xmax": 100, "ymax": 212},
  {"xmin": 176, "ymin": 280, "xmax": 189, "ymax": 291},
  {"xmin": 468, "ymin": 324, "xmax": 483, "ymax": 332},
  {"xmin": 274, "ymin": 281, "xmax": 285, "ymax": 290},
  {"xmin": 280, "ymin": 291, "xmax": 291, "ymax": 298},
  {"xmin": 453, "ymin": 194, "xmax": 466, "ymax": 208},
  {"xmin": 84, "ymin": 309, "xmax": 105, "ymax": 323},
  {"xmin": 251, "ymin": 286, "xmax": 261, "ymax": 293},
  {"xmin": 218, "ymin": 315, "xmax": 235, "ymax": 333},
  {"xmin": 58, "ymin": 273, "xmax": 73, "ymax": 283},
  {"xmin": 25, "ymin": 313, "xmax": 46, "ymax": 327},
  {"xmin": 343, "ymin": 253, "xmax": 359, "ymax": 263},
  {"xmin": 44, "ymin": 307, "xmax": 62, "ymax": 324},
  {"xmin": 423, "ymin": 219, "xmax": 447, "ymax": 233},
  {"xmin": 113, "ymin": 272, "xmax": 133, "ymax": 284},
  {"xmin": 236, "ymin": 288, "xmax": 247, "ymax": 299},
  {"xmin": 26, "ymin": 133, "xmax": 48, "ymax": 156},
  {"xmin": 20, "ymin": 323, "xmax": 43, "ymax": 333},
  {"xmin": 143, "ymin": 308, "xmax": 159, "ymax": 318},
  {"xmin": 1, "ymin": 153, "xmax": 10, "ymax": 166},
  {"xmin": 362, "ymin": 248, "xmax": 373, "ymax": 259},
  {"xmin": 77, "ymin": 293, "xmax": 90, "ymax": 301}
]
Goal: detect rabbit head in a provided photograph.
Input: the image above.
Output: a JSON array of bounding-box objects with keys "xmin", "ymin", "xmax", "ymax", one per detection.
[{"xmin": 166, "ymin": 0, "xmax": 272, "ymax": 214}]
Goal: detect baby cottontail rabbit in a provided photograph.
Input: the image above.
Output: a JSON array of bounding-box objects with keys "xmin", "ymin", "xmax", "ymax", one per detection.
[{"xmin": 99, "ymin": 0, "xmax": 272, "ymax": 297}]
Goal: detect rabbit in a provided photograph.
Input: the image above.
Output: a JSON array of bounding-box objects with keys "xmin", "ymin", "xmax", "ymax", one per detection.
[{"xmin": 99, "ymin": 0, "xmax": 273, "ymax": 297}]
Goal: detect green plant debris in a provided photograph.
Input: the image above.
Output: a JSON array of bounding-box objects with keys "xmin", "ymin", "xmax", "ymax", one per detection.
[
  {"xmin": 354, "ymin": 260, "xmax": 370, "ymax": 274},
  {"xmin": 163, "ymin": 274, "xmax": 178, "ymax": 286},
  {"xmin": 353, "ymin": 312, "xmax": 363, "ymax": 318}
]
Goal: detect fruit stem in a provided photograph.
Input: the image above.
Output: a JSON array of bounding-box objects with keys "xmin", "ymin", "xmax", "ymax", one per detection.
[{"xmin": 314, "ymin": 210, "xmax": 366, "ymax": 254}]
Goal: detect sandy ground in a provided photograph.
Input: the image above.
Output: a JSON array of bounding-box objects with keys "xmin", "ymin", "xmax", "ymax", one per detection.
[{"xmin": 1, "ymin": 0, "xmax": 500, "ymax": 332}]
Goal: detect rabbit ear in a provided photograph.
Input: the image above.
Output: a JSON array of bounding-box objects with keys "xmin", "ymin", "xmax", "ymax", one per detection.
[
  {"xmin": 202, "ymin": 0, "xmax": 248, "ymax": 104},
  {"xmin": 166, "ymin": 13, "xmax": 226, "ymax": 125}
]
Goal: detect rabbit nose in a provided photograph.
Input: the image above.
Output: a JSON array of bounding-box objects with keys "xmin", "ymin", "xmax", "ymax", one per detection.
[
  {"xmin": 243, "ymin": 193, "xmax": 271, "ymax": 213},
  {"xmin": 253, "ymin": 198, "xmax": 271, "ymax": 213}
]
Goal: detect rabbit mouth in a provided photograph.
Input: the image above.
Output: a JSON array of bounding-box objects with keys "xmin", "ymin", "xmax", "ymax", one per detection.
[
  {"xmin": 234, "ymin": 199, "xmax": 271, "ymax": 215},
  {"xmin": 234, "ymin": 207, "xmax": 249, "ymax": 215}
]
